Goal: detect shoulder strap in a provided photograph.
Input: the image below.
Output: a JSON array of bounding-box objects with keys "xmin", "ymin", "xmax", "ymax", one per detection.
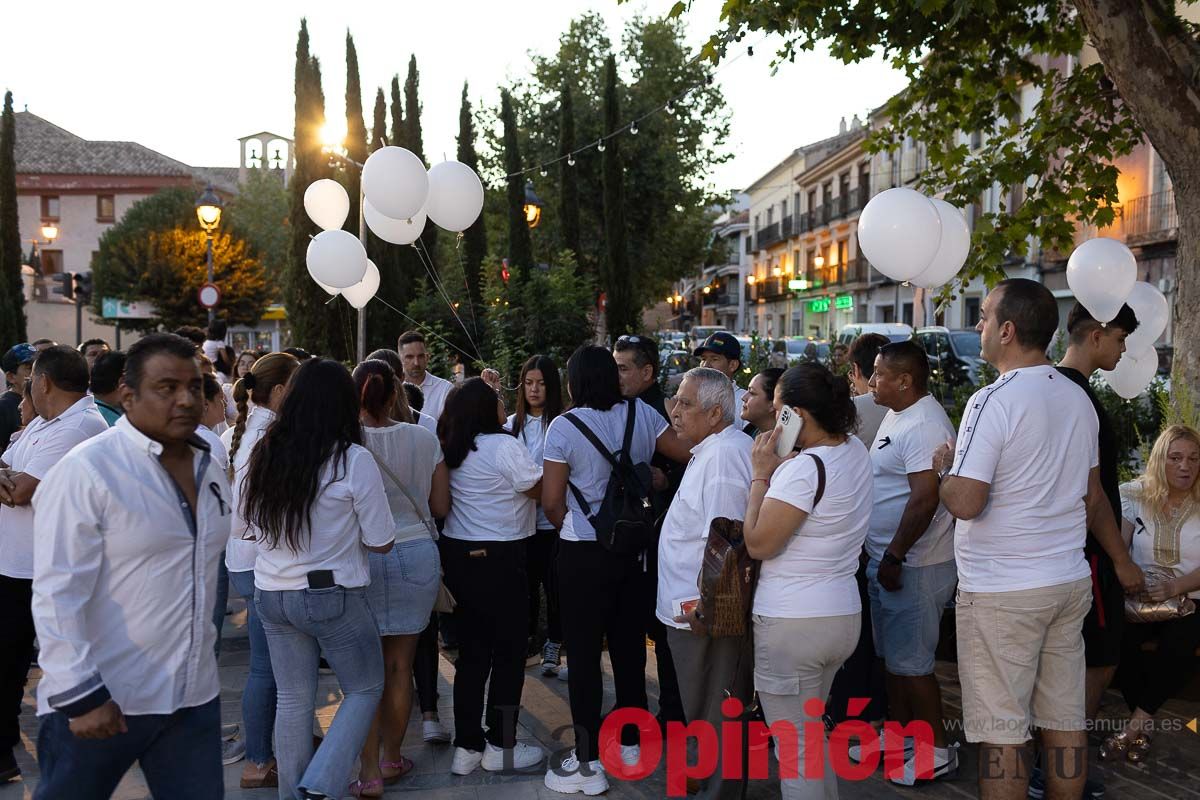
[
  {"xmin": 621, "ymin": 399, "xmax": 638, "ymax": 465},
  {"xmin": 562, "ymin": 410, "xmax": 621, "ymax": 469},
  {"xmin": 805, "ymin": 452, "xmax": 826, "ymax": 509},
  {"xmin": 366, "ymin": 447, "xmax": 437, "ymax": 539}
]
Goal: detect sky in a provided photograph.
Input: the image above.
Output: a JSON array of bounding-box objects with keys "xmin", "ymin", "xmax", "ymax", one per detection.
[{"xmin": 1, "ymin": 0, "xmax": 909, "ymax": 192}]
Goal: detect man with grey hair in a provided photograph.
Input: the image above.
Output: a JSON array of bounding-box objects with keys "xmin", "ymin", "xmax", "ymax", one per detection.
[{"xmin": 658, "ymin": 368, "xmax": 753, "ymax": 798}]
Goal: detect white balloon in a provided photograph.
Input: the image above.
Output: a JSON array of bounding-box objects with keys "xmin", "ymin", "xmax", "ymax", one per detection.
[
  {"xmin": 910, "ymin": 199, "xmax": 970, "ymax": 289},
  {"xmin": 364, "ymin": 200, "xmax": 427, "ymax": 245},
  {"xmin": 361, "ymin": 146, "xmax": 429, "ymax": 221},
  {"xmin": 1122, "ymin": 281, "xmax": 1169, "ymax": 354},
  {"xmin": 857, "ymin": 187, "xmax": 943, "ymax": 282},
  {"xmin": 303, "ymin": 179, "xmax": 350, "ymax": 231},
  {"xmin": 305, "ymin": 229, "xmax": 368, "ymax": 289},
  {"xmin": 342, "ymin": 260, "xmax": 381, "ymax": 309},
  {"xmin": 1066, "ymin": 237, "xmax": 1137, "ymax": 324},
  {"xmin": 1099, "ymin": 346, "xmax": 1158, "ymax": 400},
  {"xmin": 314, "ymin": 277, "xmax": 340, "ymax": 296},
  {"xmin": 426, "ymin": 160, "xmax": 485, "ymax": 232}
]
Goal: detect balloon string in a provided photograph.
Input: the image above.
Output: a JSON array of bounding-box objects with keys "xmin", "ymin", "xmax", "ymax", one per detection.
[
  {"xmin": 371, "ymin": 295, "xmax": 481, "ymax": 365},
  {"xmin": 450, "ymin": 233, "xmax": 481, "ymax": 343},
  {"xmin": 411, "ymin": 239, "xmax": 482, "ymax": 361}
]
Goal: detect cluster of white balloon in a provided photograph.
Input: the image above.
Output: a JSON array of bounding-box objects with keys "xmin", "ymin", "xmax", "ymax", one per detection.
[
  {"xmin": 1068, "ymin": 238, "xmax": 1169, "ymax": 400},
  {"xmin": 857, "ymin": 187, "xmax": 971, "ymax": 289},
  {"xmin": 301, "ymin": 146, "xmax": 486, "ymax": 309}
]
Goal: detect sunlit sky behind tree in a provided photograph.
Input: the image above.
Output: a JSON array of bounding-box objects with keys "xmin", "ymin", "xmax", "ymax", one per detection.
[{"xmin": 2, "ymin": 0, "xmax": 907, "ymax": 193}]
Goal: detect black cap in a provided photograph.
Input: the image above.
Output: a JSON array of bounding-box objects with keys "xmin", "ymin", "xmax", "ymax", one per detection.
[{"xmin": 693, "ymin": 332, "xmax": 741, "ymax": 361}]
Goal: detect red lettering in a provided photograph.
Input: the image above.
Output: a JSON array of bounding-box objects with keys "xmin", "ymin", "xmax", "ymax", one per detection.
[
  {"xmin": 747, "ymin": 722, "xmax": 775, "ymax": 779},
  {"xmin": 883, "ymin": 720, "xmax": 934, "ymax": 781},
  {"xmin": 598, "ymin": 708, "xmax": 661, "ymax": 781},
  {"xmin": 665, "ymin": 720, "xmax": 719, "ymax": 797},
  {"xmin": 828, "ymin": 720, "xmax": 879, "ymax": 780},
  {"xmin": 720, "ymin": 697, "xmax": 744, "ymax": 780},
  {"xmin": 802, "ymin": 697, "xmax": 826, "ymax": 779}
]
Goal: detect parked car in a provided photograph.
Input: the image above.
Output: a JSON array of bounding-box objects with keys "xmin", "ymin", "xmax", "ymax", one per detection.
[
  {"xmin": 734, "ymin": 336, "xmax": 772, "ymax": 376},
  {"xmin": 690, "ymin": 325, "xmax": 729, "ymax": 344},
  {"xmin": 784, "ymin": 338, "xmax": 831, "ymax": 365},
  {"xmin": 836, "ymin": 323, "xmax": 913, "ymax": 347},
  {"xmin": 661, "ymin": 350, "xmax": 696, "ymax": 392},
  {"xmin": 914, "ymin": 326, "xmax": 983, "ymax": 387},
  {"xmin": 656, "ymin": 330, "xmax": 688, "ymax": 349}
]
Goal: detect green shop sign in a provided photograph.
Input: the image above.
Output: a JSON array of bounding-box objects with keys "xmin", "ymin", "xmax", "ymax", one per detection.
[{"xmin": 807, "ymin": 294, "xmax": 853, "ymax": 314}]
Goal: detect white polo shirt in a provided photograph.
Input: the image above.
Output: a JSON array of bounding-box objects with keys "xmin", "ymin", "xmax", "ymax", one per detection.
[
  {"xmin": 508, "ymin": 412, "xmax": 553, "ymax": 530},
  {"xmin": 408, "ymin": 372, "xmax": 452, "ymax": 421},
  {"xmin": 950, "ymin": 365, "xmax": 1096, "ymax": 592},
  {"xmin": 866, "ymin": 394, "xmax": 956, "ymax": 567},
  {"xmin": 656, "ymin": 424, "xmax": 753, "ymax": 629},
  {"xmin": 415, "ymin": 409, "xmax": 439, "ymax": 437},
  {"xmin": 220, "ymin": 407, "xmax": 273, "ymax": 573},
  {"xmin": 443, "ymin": 433, "xmax": 542, "ymax": 542},
  {"xmin": 0, "ymin": 396, "xmax": 108, "ymax": 580},
  {"xmin": 32, "ymin": 417, "xmax": 231, "ymax": 717}
]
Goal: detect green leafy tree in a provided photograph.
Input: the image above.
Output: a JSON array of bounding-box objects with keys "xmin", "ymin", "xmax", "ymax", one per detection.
[
  {"xmin": 343, "ymin": 31, "xmax": 368, "ymax": 236},
  {"xmin": 228, "ymin": 167, "xmax": 288, "ymax": 301},
  {"xmin": 0, "ymin": 90, "xmax": 24, "ymax": 344},
  {"xmin": 601, "ymin": 54, "xmax": 637, "ymax": 336},
  {"xmin": 90, "ymin": 188, "xmax": 270, "ymax": 332},
  {"xmin": 674, "ymin": 0, "xmax": 1199, "ymax": 391},
  {"xmin": 500, "ymin": 90, "xmax": 534, "ymax": 281},
  {"xmin": 457, "ymin": 82, "xmax": 488, "ymax": 309}
]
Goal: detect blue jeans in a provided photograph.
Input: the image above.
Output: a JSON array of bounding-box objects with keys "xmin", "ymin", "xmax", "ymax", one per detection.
[
  {"xmin": 228, "ymin": 569, "xmax": 277, "ymax": 765},
  {"xmin": 34, "ymin": 696, "xmax": 222, "ymax": 800},
  {"xmin": 256, "ymin": 586, "xmax": 383, "ymax": 799},
  {"xmin": 866, "ymin": 557, "xmax": 958, "ymax": 676}
]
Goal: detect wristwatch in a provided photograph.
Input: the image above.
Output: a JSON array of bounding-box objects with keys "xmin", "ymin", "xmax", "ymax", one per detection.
[{"xmin": 881, "ymin": 551, "xmax": 905, "ymax": 567}]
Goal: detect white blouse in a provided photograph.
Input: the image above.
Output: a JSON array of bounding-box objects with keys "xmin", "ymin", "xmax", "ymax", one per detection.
[
  {"xmin": 443, "ymin": 433, "xmax": 542, "ymax": 542},
  {"xmin": 1120, "ymin": 481, "xmax": 1200, "ymax": 599},
  {"xmin": 361, "ymin": 422, "xmax": 443, "ymax": 539}
]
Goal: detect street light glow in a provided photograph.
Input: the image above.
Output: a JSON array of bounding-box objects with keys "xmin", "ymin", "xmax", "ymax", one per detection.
[{"xmin": 40, "ymin": 223, "xmax": 59, "ymax": 241}]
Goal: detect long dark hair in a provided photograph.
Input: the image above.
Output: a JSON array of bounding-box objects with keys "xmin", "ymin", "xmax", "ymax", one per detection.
[
  {"xmin": 512, "ymin": 354, "xmax": 562, "ymax": 438},
  {"xmin": 438, "ymin": 377, "xmax": 505, "ymax": 469},
  {"xmin": 366, "ymin": 349, "xmax": 414, "ymax": 423},
  {"xmin": 565, "ymin": 345, "xmax": 622, "ymax": 411},
  {"xmin": 242, "ymin": 359, "xmax": 362, "ymax": 552},
  {"xmin": 353, "ymin": 359, "xmax": 397, "ymax": 420},
  {"xmin": 777, "ymin": 362, "xmax": 857, "ymax": 437}
]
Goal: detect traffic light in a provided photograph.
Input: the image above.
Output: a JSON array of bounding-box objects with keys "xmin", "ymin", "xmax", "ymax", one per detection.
[
  {"xmin": 74, "ymin": 272, "xmax": 94, "ymax": 305},
  {"xmin": 51, "ymin": 271, "xmax": 75, "ymax": 301},
  {"xmin": 500, "ymin": 258, "xmax": 511, "ymax": 283}
]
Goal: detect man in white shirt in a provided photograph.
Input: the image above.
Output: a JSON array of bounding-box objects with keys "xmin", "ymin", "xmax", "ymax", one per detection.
[
  {"xmin": 847, "ymin": 333, "xmax": 890, "ymax": 446},
  {"xmin": 398, "ymin": 331, "xmax": 452, "ymax": 421},
  {"xmin": 29, "ymin": 333, "xmax": 231, "ymax": 799},
  {"xmin": 660, "ymin": 368, "xmax": 753, "ymax": 800},
  {"xmin": 936, "ymin": 280, "xmax": 1141, "ymax": 800},
  {"xmin": 863, "ymin": 340, "xmax": 958, "ymax": 785},
  {"xmin": 0, "ymin": 346, "xmax": 107, "ymax": 783}
]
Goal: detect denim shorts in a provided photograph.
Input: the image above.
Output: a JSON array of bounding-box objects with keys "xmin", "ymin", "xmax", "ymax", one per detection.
[
  {"xmin": 865, "ymin": 557, "xmax": 958, "ymax": 676},
  {"xmin": 365, "ymin": 536, "xmax": 440, "ymax": 636}
]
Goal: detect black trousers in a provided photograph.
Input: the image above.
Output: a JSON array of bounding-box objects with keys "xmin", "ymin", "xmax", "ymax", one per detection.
[
  {"xmin": 441, "ymin": 536, "xmax": 529, "ymax": 752},
  {"xmin": 1119, "ymin": 610, "xmax": 1200, "ymax": 715},
  {"xmin": 414, "ymin": 611, "xmax": 440, "ymax": 715},
  {"xmin": 0, "ymin": 575, "xmax": 34, "ymax": 752},
  {"xmin": 527, "ymin": 529, "xmax": 561, "ymax": 643},
  {"xmin": 558, "ymin": 539, "xmax": 648, "ymax": 762}
]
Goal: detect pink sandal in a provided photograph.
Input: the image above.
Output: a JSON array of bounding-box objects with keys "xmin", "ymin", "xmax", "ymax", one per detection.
[
  {"xmin": 348, "ymin": 777, "xmax": 384, "ymax": 798},
  {"xmin": 380, "ymin": 755, "xmax": 414, "ymax": 784}
]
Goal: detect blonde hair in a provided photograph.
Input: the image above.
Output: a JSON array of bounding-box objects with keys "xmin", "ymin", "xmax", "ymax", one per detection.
[
  {"xmin": 228, "ymin": 352, "xmax": 300, "ymax": 473},
  {"xmin": 1132, "ymin": 424, "xmax": 1200, "ymax": 514}
]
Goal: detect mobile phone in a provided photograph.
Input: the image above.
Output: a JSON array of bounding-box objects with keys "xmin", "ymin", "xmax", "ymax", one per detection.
[
  {"xmin": 775, "ymin": 406, "xmax": 803, "ymax": 457},
  {"xmin": 673, "ymin": 597, "xmax": 700, "ymax": 620},
  {"xmin": 307, "ymin": 570, "xmax": 336, "ymax": 589}
]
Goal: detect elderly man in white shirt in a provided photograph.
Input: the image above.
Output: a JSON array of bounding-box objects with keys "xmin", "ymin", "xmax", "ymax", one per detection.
[
  {"xmin": 398, "ymin": 331, "xmax": 453, "ymax": 421},
  {"xmin": 29, "ymin": 333, "xmax": 231, "ymax": 800},
  {"xmin": 659, "ymin": 367, "xmax": 754, "ymax": 800},
  {"xmin": 0, "ymin": 346, "xmax": 107, "ymax": 783}
]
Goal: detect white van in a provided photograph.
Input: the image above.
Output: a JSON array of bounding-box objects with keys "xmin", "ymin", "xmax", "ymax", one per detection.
[{"xmin": 836, "ymin": 323, "xmax": 913, "ymax": 347}]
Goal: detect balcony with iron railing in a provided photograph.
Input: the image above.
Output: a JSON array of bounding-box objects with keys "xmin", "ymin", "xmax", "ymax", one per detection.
[
  {"xmin": 1079, "ymin": 189, "xmax": 1177, "ymax": 248},
  {"xmin": 797, "ymin": 187, "xmax": 870, "ymax": 236}
]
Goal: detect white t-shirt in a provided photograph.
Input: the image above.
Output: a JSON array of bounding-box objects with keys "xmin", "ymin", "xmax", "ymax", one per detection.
[
  {"xmin": 866, "ymin": 395, "xmax": 956, "ymax": 567},
  {"xmin": 1120, "ymin": 481, "xmax": 1200, "ymax": 600},
  {"xmin": 950, "ymin": 365, "xmax": 1096, "ymax": 593},
  {"xmin": 221, "ymin": 407, "xmax": 273, "ymax": 572},
  {"xmin": 253, "ymin": 445, "xmax": 396, "ymax": 591},
  {"xmin": 0, "ymin": 397, "xmax": 108, "ymax": 579},
  {"xmin": 508, "ymin": 412, "xmax": 554, "ymax": 530},
  {"xmin": 657, "ymin": 425, "xmax": 753, "ymax": 628},
  {"xmin": 408, "ymin": 372, "xmax": 452, "ymax": 421},
  {"xmin": 195, "ymin": 425, "xmax": 228, "ymax": 472},
  {"xmin": 854, "ymin": 394, "xmax": 889, "ymax": 448},
  {"xmin": 543, "ymin": 400, "xmax": 669, "ymax": 542},
  {"xmin": 415, "ymin": 410, "xmax": 438, "ymax": 437},
  {"xmin": 755, "ymin": 437, "xmax": 873, "ymax": 618},
  {"xmin": 443, "ymin": 433, "xmax": 542, "ymax": 541},
  {"xmin": 362, "ymin": 422, "xmax": 443, "ymax": 539}
]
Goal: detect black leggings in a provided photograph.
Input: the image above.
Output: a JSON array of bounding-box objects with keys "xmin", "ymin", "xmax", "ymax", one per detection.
[
  {"xmin": 1119, "ymin": 609, "xmax": 1200, "ymax": 715},
  {"xmin": 557, "ymin": 539, "xmax": 648, "ymax": 761},
  {"xmin": 527, "ymin": 529, "xmax": 561, "ymax": 643},
  {"xmin": 414, "ymin": 611, "xmax": 440, "ymax": 715}
]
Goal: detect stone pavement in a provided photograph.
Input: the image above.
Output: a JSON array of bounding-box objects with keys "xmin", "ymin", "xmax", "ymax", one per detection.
[{"xmin": 3, "ymin": 596, "xmax": 1199, "ymax": 799}]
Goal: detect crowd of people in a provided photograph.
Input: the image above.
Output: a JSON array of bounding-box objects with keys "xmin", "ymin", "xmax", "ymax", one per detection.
[{"xmin": 0, "ymin": 277, "xmax": 1197, "ymax": 800}]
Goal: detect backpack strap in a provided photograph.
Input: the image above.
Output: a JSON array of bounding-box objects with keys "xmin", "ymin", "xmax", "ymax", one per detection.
[
  {"xmin": 620, "ymin": 399, "xmax": 638, "ymax": 466},
  {"xmin": 805, "ymin": 452, "xmax": 826, "ymax": 509},
  {"xmin": 563, "ymin": 411, "xmax": 620, "ymax": 469}
]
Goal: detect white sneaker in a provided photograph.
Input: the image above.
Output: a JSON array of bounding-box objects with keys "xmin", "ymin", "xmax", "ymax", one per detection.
[
  {"xmin": 556, "ymin": 665, "xmax": 569, "ymax": 682},
  {"xmin": 544, "ymin": 751, "xmax": 609, "ymax": 796},
  {"xmin": 221, "ymin": 736, "xmax": 246, "ymax": 766},
  {"xmin": 847, "ymin": 730, "xmax": 913, "ymax": 763},
  {"xmin": 887, "ymin": 744, "xmax": 959, "ymax": 786},
  {"xmin": 482, "ymin": 741, "xmax": 546, "ymax": 771},
  {"xmin": 423, "ymin": 718, "xmax": 451, "ymax": 744},
  {"xmin": 602, "ymin": 740, "xmax": 640, "ymax": 767},
  {"xmin": 451, "ymin": 746, "xmax": 483, "ymax": 776}
]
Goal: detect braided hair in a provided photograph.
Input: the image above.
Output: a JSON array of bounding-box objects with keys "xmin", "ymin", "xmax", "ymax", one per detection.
[{"xmin": 228, "ymin": 352, "xmax": 300, "ymax": 475}]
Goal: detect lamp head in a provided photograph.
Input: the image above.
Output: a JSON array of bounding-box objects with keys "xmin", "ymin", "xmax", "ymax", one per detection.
[{"xmin": 195, "ymin": 183, "xmax": 223, "ymax": 232}]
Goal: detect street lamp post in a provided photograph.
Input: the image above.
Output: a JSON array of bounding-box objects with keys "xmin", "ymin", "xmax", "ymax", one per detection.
[
  {"xmin": 195, "ymin": 183, "xmax": 224, "ymax": 326},
  {"xmin": 523, "ymin": 181, "xmax": 544, "ymax": 229}
]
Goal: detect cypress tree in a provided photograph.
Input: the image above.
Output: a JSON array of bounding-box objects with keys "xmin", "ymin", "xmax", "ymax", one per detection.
[
  {"xmin": 343, "ymin": 31, "xmax": 368, "ymax": 236},
  {"xmin": 389, "ymin": 76, "xmax": 403, "ymax": 152},
  {"xmin": 367, "ymin": 84, "xmax": 405, "ymax": 350},
  {"xmin": 456, "ymin": 82, "xmax": 486, "ymax": 308},
  {"xmin": 601, "ymin": 55, "xmax": 635, "ymax": 336},
  {"xmin": 558, "ymin": 81, "xmax": 582, "ymax": 272},
  {"xmin": 403, "ymin": 56, "xmax": 437, "ymax": 278},
  {"xmin": 0, "ymin": 91, "xmax": 24, "ymax": 344},
  {"xmin": 500, "ymin": 90, "xmax": 533, "ymax": 282},
  {"xmin": 371, "ymin": 87, "xmax": 386, "ymax": 150}
]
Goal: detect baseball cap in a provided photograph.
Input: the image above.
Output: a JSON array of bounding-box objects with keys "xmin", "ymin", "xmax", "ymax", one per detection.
[
  {"xmin": 693, "ymin": 332, "xmax": 741, "ymax": 361},
  {"xmin": 1, "ymin": 343, "xmax": 36, "ymax": 375}
]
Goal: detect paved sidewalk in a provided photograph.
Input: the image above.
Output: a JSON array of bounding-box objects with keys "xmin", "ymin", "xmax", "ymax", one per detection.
[{"xmin": 3, "ymin": 597, "xmax": 1199, "ymax": 799}]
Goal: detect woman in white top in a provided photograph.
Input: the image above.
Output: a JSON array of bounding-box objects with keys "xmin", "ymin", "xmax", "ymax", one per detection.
[
  {"xmin": 438, "ymin": 378, "xmax": 544, "ymax": 776},
  {"xmin": 507, "ymin": 354, "xmax": 565, "ymax": 676},
  {"xmin": 1104, "ymin": 424, "xmax": 1200, "ymax": 764},
  {"xmin": 743, "ymin": 363, "xmax": 873, "ymax": 800},
  {"xmin": 351, "ymin": 359, "xmax": 449, "ymax": 795},
  {"xmin": 219, "ymin": 351, "xmax": 298, "ymax": 788},
  {"xmin": 241, "ymin": 358, "xmax": 395, "ymax": 800},
  {"xmin": 541, "ymin": 346, "xmax": 691, "ymax": 796}
]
